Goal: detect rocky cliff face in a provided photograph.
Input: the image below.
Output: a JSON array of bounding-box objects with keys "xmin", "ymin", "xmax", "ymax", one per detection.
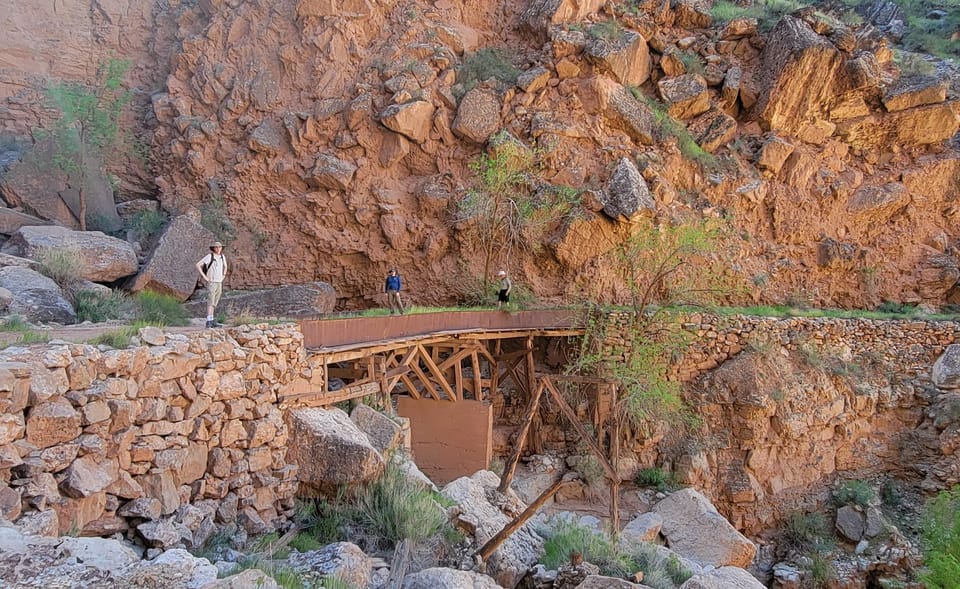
[{"xmin": 1, "ymin": 0, "xmax": 958, "ymax": 309}]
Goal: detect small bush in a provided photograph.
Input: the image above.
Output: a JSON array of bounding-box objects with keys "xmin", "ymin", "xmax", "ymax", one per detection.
[
  {"xmin": 678, "ymin": 52, "xmax": 704, "ymax": 75},
  {"xmin": 134, "ymin": 291, "xmax": 189, "ymax": 326},
  {"xmin": 89, "ymin": 326, "xmax": 137, "ymax": 348},
  {"xmin": 74, "ymin": 290, "xmax": 127, "ymax": 323},
  {"xmin": 17, "ymin": 331, "xmax": 51, "ymax": 345},
  {"xmin": 541, "ymin": 520, "xmax": 637, "ymax": 577},
  {"xmin": 636, "ymin": 467, "xmax": 680, "ymax": 492},
  {"xmin": 919, "ymin": 486, "xmax": 960, "ymax": 588},
  {"xmin": 631, "ymin": 92, "xmax": 718, "ymax": 170},
  {"xmin": 34, "ymin": 247, "xmax": 84, "ymax": 291},
  {"xmin": 587, "ymin": 20, "xmax": 624, "ymax": 42},
  {"xmin": 783, "ymin": 512, "xmax": 832, "ymax": 552},
  {"xmin": 881, "ymin": 479, "xmax": 902, "ymax": 508},
  {"xmin": 457, "ymin": 48, "xmax": 519, "ymax": 92},
  {"xmin": 808, "ymin": 552, "xmax": 837, "ymax": 588},
  {"xmin": 200, "ymin": 190, "xmax": 237, "ymax": 245},
  {"xmin": 834, "ymin": 480, "xmax": 876, "ymax": 508},
  {"xmin": 351, "ymin": 461, "xmax": 448, "ymax": 547},
  {"xmin": 574, "ymin": 454, "xmax": 606, "ymax": 487},
  {"xmin": 0, "ymin": 316, "xmax": 31, "ymax": 332},
  {"xmin": 127, "ymin": 209, "xmax": 167, "ymax": 240}
]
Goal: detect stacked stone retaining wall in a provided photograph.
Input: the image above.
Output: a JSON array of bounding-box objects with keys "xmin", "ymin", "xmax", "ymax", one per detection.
[{"xmin": 0, "ymin": 323, "xmax": 325, "ymax": 548}]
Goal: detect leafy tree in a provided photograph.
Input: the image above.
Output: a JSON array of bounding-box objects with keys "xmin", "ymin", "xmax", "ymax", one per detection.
[
  {"xmin": 456, "ymin": 131, "xmax": 579, "ymax": 293},
  {"xmin": 45, "ymin": 58, "xmax": 131, "ymax": 230},
  {"xmin": 920, "ymin": 486, "xmax": 960, "ymax": 588}
]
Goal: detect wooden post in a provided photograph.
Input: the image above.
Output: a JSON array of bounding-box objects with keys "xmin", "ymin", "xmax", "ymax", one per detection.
[
  {"xmin": 543, "ymin": 378, "xmax": 618, "ymax": 481},
  {"xmin": 477, "ymin": 476, "xmax": 566, "ymax": 563},
  {"xmin": 609, "ymin": 384, "xmax": 621, "ymax": 537},
  {"xmin": 497, "ymin": 380, "xmax": 545, "ymax": 493},
  {"xmin": 385, "ymin": 539, "xmax": 410, "ymax": 589},
  {"xmin": 524, "ymin": 337, "xmax": 543, "ymax": 454}
]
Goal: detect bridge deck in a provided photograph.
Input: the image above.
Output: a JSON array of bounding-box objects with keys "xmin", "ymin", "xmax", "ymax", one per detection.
[{"xmin": 302, "ymin": 309, "xmax": 583, "ymax": 360}]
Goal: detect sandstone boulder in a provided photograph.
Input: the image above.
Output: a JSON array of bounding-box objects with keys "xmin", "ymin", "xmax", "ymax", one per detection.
[
  {"xmin": 679, "ymin": 567, "xmax": 765, "ymax": 589},
  {"xmin": 917, "ymin": 253, "xmax": 960, "ymax": 301},
  {"xmin": 351, "ymin": 404, "xmax": 402, "ymax": 454},
  {"xmin": 518, "ymin": 66, "xmax": 552, "ymax": 93},
  {"xmin": 248, "ymin": 120, "xmax": 285, "ymax": 155},
  {"xmin": 882, "ymin": 77, "xmax": 947, "ymax": 112},
  {"xmin": 306, "ymin": 153, "xmax": 357, "ymax": 191},
  {"xmin": 136, "ymin": 518, "xmax": 181, "ymax": 549},
  {"xmin": 835, "ymin": 504, "xmax": 865, "ymax": 541},
  {"xmin": 118, "ymin": 548, "xmax": 218, "ymax": 588},
  {"xmin": 657, "ymin": 74, "xmax": 710, "ymax": 119},
  {"xmin": 403, "ymin": 567, "xmax": 502, "ymax": 589},
  {"xmin": 58, "ymin": 536, "xmax": 141, "ymax": 571},
  {"xmin": 0, "ymin": 208, "xmax": 50, "ymax": 236},
  {"xmin": 183, "ymin": 282, "xmax": 337, "ymax": 318},
  {"xmin": 2, "ymin": 225, "xmax": 137, "ymax": 283},
  {"xmin": 286, "ymin": 407, "xmax": 385, "ymax": 495},
  {"xmin": 381, "ymin": 101, "xmax": 435, "ymax": 144},
  {"xmin": 26, "ymin": 398, "xmax": 81, "ymax": 449},
  {"xmin": 755, "ymin": 16, "xmax": 844, "ymax": 135},
  {"xmin": 673, "ymin": 0, "xmax": 712, "ymax": 28},
  {"xmin": 453, "ymin": 88, "xmax": 501, "ymax": 144},
  {"xmin": 586, "ymin": 32, "xmax": 651, "ymax": 87},
  {"xmin": 845, "ymin": 182, "xmax": 910, "ymax": 225},
  {"xmin": 287, "ymin": 542, "xmax": 371, "ymax": 588},
  {"xmin": 208, "ymin": 569, "xmax": 280, "ymax": 589},
  {"xmin": 933, "ymin": 344, "xmax": 960, "ymax": 390},
  {"xmin": 756, "ymin": 136, "xmax": 795, "ymax": 174},
  {"xmin": 575, "ymin": 575, "xmax": 643, "ymax": 588},
  {"xmin": 601, "ymin": 157, "xmax": 654, "ymax": 222},
  {"xmin": 442, "ymin": 470, "xmax": 542, "ymax": 588},
  {"xmin": 15, "ymin": 509, "xmax": 59, "ymax": 537},
  {"xmin": 0, "ymin": 485, "xmax": 21, "ymax": 520},
  {"xmin": 592, "ymin": 79, "xmax": 655, "ymax": 145},
  {"xmin": 720, "ymin": 18, "xmax": 758, "ymax": 40},
  {"xmin": 521, "ymin": 0, "xmax": 605, "ymax": 37},
  {"xmin": 297, "ymin": 0, "xmax": 373, "ymax": 18},
  {"xmin": 652, "ymin": 488, "xmax": 756, "ymax": 568},
  {"xmin": 621, "ymin": 511, "xmax": 663, "ymax": 543},
  {"xmin": 60, "ymin": 456, "xmax": 117, "ymax": 498},
  {"xmin": 0, "ymin": 266, "xmax": 76, "ymax": 323},
  {"xmin": 688, "ymin": 107, "xmax": 738, "ymax": 153},
  {"xmin": 128, "ymin": 215, "xmax": 216, "ymax": 302}
]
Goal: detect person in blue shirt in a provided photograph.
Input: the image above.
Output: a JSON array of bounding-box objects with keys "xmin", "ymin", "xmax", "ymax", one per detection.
[{"xmin": 384, "ymin": 268, "xmax": 404, "ymax": 314}]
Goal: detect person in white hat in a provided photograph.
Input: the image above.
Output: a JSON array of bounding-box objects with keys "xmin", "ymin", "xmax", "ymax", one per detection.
[
  {"xmin": 496, "ymin": 270, "xmax": 512, "ymax": 309},
  {"xmin": 196, "ymin": 241, "xmax": 227, "ymax": 328}
]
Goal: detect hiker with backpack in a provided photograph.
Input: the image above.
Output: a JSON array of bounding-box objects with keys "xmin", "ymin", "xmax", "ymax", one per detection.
[
  {"xmin": 384, "ymin": 268, "xmax": 404, "ymax": 315},
  {"xmin": 196, "ymin": 241, "xmax": 227, "ymax": 328}
]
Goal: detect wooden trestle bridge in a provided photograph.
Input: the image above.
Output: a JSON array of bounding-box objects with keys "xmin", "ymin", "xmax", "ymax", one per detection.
[{"xmin": 284, "ymin": 309, "xmax": 632, "ymax": 543}]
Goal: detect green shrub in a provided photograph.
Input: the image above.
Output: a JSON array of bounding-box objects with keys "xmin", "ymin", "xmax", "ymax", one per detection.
[
  {"xmin": 127, "ymin": 209, "xmax": 167, "ymax": 240},
  {"xmin": 457, "ymin": 48, "xmax": 519, "ymax": 92},
  {"xmin": 920, "ymin": 486, "xmax": 960, "ymax": 588},
  {"xmin": 587, "ymin": 20, "xmax": 624, "ymax": 42},
  {"xmin": 783, "ymin": 512, "xmax": 833, "ymax": 552},
  {"xmin": 289, "ymin": 532, "xmax": 324, "ymax": 553},
  {"xmin": 541, "ymin": 519, "xmax": 637, "ymax": 577},
  {"xmin": 89, "ymin": 326, "xmax": 137, "ymax": 348},
  {"xmin": 323, "ymin": 577, "xmax": 357, "ymax": 589},
  {"xmin": 630, "ymin": 92, "xmax": 719, "ymax": 170},
  {"xmin": 351, "ymin": 461, "xmax": 447, "ymax": 547},
  {"xmin": 34, "ymin": 247, "xmax": 84, "ymax": 292},
  {"xmin": 808, "ymin": 552, "xmax": 837, "ymax": 588},
  {"xmin": 678, "ymin": 52, "xmax": 704, "ymax": 75},
  {"xmin": 0, "ymin": 316, "xmax": 31, "ymax": 332},
  {"xmin": 574, "ymin": 454, "xmax": 606, "ymax": 487},
  {"xmin": 200, "ymin": 189, "xmax": 237, "ymax": 245},
  {"xmin": 74, "ymin": 290, "xmax": 127, "ymax": 323},
  {"xmin": 834, "ymin": 480, "xmax": 876, "ymax": 508},
  {"xmin": 636, "ymin": 467, "xmax": 681, "ymax": 492},
  {"xmin": 17, "ymin": 331, "xmax": 51, "ymax": 345},
  {"xmin": 134, "ymin": 291, "xmax": 189, "ymax": 326}
]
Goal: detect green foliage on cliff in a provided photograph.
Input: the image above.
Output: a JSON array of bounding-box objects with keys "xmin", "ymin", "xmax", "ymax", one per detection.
[
  {"xmin": 44, "ymin": 58, "xmax": 131, "ymax": 231},
  {"xmin": 920, "ymin": 486, "xmax": 960, "ymax": 588}
]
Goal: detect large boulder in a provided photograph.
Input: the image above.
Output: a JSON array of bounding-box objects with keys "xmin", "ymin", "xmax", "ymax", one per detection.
[
  {"xmin": 207, "ymin": 570, "xmax": 280, "ymax": 589},
  {"xmin": 381, "ymin": 101, "xmax": 435, "ymax": 144},
  {"xmin": 285, "ymin": 408, "xmax": 385, "ymax": 495},
  {"xmin": 2, "ymin": 225, "xmax": 137, "ymax": 282},
  {"xmin": 688, "ymin": 107, "xmax": 738, "ymax": 153},
  {"xmin": 657, "ymin": 74, "xmax": 710, "ymax": 120},
  {"xmin": 350, "ymin": 404, "xmax": 403, "ymax": 454},
  {"xmin": 652, "ymin": 488, "xmax": 757, "ymax": 568},
  {"xmin": 452, "ymin": 88, "xmax": 501, "ymax": 144},
  {"xmin": 933, "ymin": 344, "xmax": 960, "ymax": 390},
  {"xmin": 0, "ymin": 266, "xmax": 75, "ymax": 323},
  {"xmin": 183, "ymin": 282, "xmax": 337, "ymax": 318},
  {"xmin": 585, "ymin": 32, "xmax": 651, "ymax": 87},
  {"xmin": 403, "ymin": 567, "xmax": 502, "ymax": 588},
  {"xmin": 306, "ymin": 153, "xmax": 358, "ymax": 191},
  {"xmin": 128, "ymin": 215, "xmax": 216, "ymax": 302},
  {"xmin": 0, "ymin": 208, "xmax": 50, "ymax": 236},
  {"xmin": 601, "ymin": 157, "xmax": 654, "ymax": 222},
  {"xmin": 592, "ymin": 78, "xmax": 655, "ymax": 145},
  {"xmin": 882, "ymin": 77, "xmax": 947, "ymax": 112},
  {"xmin": 287, "ymin": 542, "xmax": 371, "ymax": 588},
  {"xmin": 754, "ymin": 16, "xmax": 844, "ymax": 135},
  {"xmin": 442, "ymin": 470, "xmax": 543, "ymax": 588},
  {"xmin": 679, "ymin": 567, "xmax": 765, "ymax": 589},
  {"xmin": 521, "ymin": 0, "xmax": 605, "ymax": 37}
]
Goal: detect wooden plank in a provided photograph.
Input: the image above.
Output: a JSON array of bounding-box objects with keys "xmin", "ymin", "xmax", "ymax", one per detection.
[
  {"xmin": 524, "ymin": 338, "xmax": 542, "ymax": 454},
  {"xmin": 471, "ymin": 350, "xmax": 483, "ymax": 402},
  {"xmin": 454, "ymin": 360, "xmax": 463, "ymax": 401},
  {"xmin": 280, "ymin": 381, "xmax": 380, "ymax": 408},
  {"xmin": 498, "ymin": 380, "xmax": 545, "ymax": 493},
  {"xmin": 437, "ymin": 347, "xmax": 477, "ymax": 372},
  {"xmin": 543, "ymin": 378, "xmax": 618, "ymax": 481},
  {"xmin": 400, "ymin": 374, "xmax": 421, "ymax": 399},
  {"xmin": 385, "ymin": 539, "xmax": 411, "ymax": 589},
  {"xmin": 408, "ymin": 360, "xmax": 439, "ymax": 401},
  {"xmin": 477, "ymin": 476, "xmax": 566, "ymax": 563},
  {"xmin": 417, "ymin": 344, "xmax": 458, "ymax": 401}
]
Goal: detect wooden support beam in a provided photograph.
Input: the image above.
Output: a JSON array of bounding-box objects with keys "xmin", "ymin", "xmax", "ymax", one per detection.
[
  {"xmin": 477, "ymin": 476, "xmax": 566, "ymax": 563},
  {"xmin": 497, "ymin": 380, "xmax": 545, "ymax": 493},
  {"xmin": 454, "ymin": 360, "xmax": 463, "ymax": 401},
  {"xmin": 399, "ymin": 374, "xmax": 421, "ymax": 399},
  {"xmin": 471, "ymin": 350, "xmax": 483, "ymax": 401},
  {"xmin": 280, "ymin": 381, "xmax": 380, "ymax": 408},
  {"xmin": 408, "ymin": 361, "xmax": 437, "ymax": 400},
  {"xmin": 417, "ymin": 344, "xmax": 458, "ymax": 401},
  {"xmin": 524, "ymin": 337, "xmax": 542, "ymax": 454},
  {"xmin": 542, "ymin": 378, "xmax": 618, "ymax": 481}
]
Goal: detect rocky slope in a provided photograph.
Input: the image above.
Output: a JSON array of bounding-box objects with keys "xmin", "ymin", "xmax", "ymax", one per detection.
[{"xmin": 0, "ymin": 0, "xmax": 958, "ymax": 309}]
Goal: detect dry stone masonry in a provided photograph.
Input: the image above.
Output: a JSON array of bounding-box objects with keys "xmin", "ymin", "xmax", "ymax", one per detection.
[{"xmin": 0, "ymin": 323, "xmax": 325, "ymax": 549}]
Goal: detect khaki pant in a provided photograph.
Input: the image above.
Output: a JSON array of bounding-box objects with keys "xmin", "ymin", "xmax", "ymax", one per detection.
[
  {"xmin": 387, "ymin": 290, "xmax": 403, "ymax": 314},
  {"xmin": 207, "ymin": 281, "xmax": 223, "ymax": 308}
]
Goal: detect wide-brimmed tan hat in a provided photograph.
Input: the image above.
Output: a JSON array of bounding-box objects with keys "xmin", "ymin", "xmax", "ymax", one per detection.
[
  {"xmin": 211, "ymin": 241, "xmax": 224, "ymax": 248},
  {"xmin": 497, "ymin": 270, "xmax": 507, "ymax": 276}
]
